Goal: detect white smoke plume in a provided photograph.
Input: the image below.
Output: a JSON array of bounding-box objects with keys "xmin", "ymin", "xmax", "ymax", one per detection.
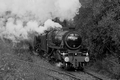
[{"xmin": 0, "ymin": 0, "xmax": 82, "ymax": 42}]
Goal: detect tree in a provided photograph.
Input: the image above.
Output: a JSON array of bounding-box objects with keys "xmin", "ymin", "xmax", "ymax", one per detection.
[{"xmin": 74, "ymin": 0, "xmax": 120, "ymax": 60}]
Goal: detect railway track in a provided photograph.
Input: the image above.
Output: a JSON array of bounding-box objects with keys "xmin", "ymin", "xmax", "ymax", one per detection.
[
  {"xmin": 1, "ymin": 53, "xmax": 106, "ymax": 80},
  {"xmin": 63, "ymin": 70, "xmax": 103, "ymax": 80},
  {"xmin": 42, "ymin": 61, "xmax": 103, "ymax": 80},
  {"xmin": 0, "ymin": 53, "xmax": 80, "ymax": 80},
  {"xmin": 84, "ymin": 70, "xmax": 103, "ymax": 80},
  {"xmin": 13, "ymin": 59, "xmax": 103, "ymax": 80}
]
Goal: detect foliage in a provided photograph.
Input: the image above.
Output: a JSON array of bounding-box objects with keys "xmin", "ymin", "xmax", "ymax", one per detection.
[
  {"xmin": 74, "ymin": 0, "xmax": 120, "ymax": 60},
  {"xmin": 74, "ymin": 0, "xmax": 120, "ymax": 78}
]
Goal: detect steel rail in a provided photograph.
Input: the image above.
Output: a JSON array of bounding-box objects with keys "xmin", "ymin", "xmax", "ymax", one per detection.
[
  {"xmin": 1, "ymin": 55, "xmax": 81, "ymax": 80},
  {"xmin": 2, "ymin": 54, "xmax": 103, "ymax": 80}
]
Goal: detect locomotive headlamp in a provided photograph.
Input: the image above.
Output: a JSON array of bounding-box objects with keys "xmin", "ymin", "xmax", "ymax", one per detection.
[
  {"xmin": 85, "ymin": 57, "xmax": 89, "ymax": 62},
  {"xmin": 86, "ymin": 52, "xmax": 89, "ymax": 56},
  {"xmin": 64, "ymin": 57, "xmax": 69, "ymax": 62},
  {"xmin": 61, "ymin": 52, "xmax": 68, "ymax": 56}
]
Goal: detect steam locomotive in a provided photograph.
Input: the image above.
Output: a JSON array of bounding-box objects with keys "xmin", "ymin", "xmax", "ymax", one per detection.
[{"xmin": 33, "ymin": 27, "xmax": 89, "ymax": 70}]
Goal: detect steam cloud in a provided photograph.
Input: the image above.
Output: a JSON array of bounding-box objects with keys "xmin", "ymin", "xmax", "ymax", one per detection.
[{"xmin": 0, "ymin": 0, "xmax": 81, "ymax": 42}]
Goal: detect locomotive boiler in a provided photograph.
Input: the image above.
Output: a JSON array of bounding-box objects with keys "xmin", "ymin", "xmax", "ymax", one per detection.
[{"xmin": 33, "ymin": 27, "xmax": 89, "ymax": 70}]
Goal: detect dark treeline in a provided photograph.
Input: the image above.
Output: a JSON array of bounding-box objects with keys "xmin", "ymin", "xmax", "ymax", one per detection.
[
  {"xmin": 74, "ymin": 0, "xmax": 120, "ymax": 61},
  {"xmin": 74, "ymin": 0, "xmax": 120, "ymax": 78}
]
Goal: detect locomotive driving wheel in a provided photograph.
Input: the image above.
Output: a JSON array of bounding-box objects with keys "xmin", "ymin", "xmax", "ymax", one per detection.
[{"xmin": 47, "ymin": 49, "xmax": 61, "ymax": 63}]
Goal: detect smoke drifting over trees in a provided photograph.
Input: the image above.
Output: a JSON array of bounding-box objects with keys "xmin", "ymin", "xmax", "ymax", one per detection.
[{"xmin": 0, "ymin": 0, "xmax": 81, "ymax": 41}]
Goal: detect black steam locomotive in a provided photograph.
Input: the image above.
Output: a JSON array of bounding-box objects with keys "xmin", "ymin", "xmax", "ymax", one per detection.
[{"xmin": 33, "ymin": 27, "xmax": 89, "ymax": 70}]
